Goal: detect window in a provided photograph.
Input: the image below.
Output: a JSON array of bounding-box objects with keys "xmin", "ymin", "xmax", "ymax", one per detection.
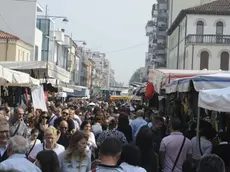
[
  {"xmin": 216, "ymin": 21, "xmax": 224, "ymax": 43},
  {"xmin": 35, "ymin": 46, "xmax": 39, "ymax": 61},
  {"xmin": 196, "ymin": 21, "xmax": 204, "ymax": 42},
  {"xmin": 27, "ymin": 53, "xmax": 29, "ymax": 61},
  {"xmin": 22, "ymin": 51, "xmax": 25, "ymax": 61},
  {"xmin": 216, "ymin": 21, "xmax": 223, "ymax": 35},
  {"xmin": 18, "ymin": 49, "xmax": 20, "ymax": 59},
  {"xmin": 200, "ymin": 51, "xmax": 209, "ymax": 70},
  {"xmin": 220, "ymin": 52, "xmax": 229, "ymax": 70}
]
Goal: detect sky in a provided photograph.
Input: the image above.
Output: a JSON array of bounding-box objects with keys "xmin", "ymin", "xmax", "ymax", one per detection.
[{"xmin": 38, "ymin": 0, "xmax": 155, "ymax": 85}]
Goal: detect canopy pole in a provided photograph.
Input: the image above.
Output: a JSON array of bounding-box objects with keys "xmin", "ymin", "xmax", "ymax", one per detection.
[{"xmin": 196, "ymin": 107, "xmax": 200, "ymax": 152}]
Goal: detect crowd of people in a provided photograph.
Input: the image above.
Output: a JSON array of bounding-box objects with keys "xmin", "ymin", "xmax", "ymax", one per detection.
[{"xmin": 0, "ymin": 100, "xmax": 228, "ymax": 172}]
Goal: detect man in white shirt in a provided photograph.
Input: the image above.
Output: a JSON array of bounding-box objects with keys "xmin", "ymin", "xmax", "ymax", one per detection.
[
  {"xmin": 0, "ymin": 135, "xmax": 41, "ymax": 172},
  {"xmin": 160, "ymin": 118, "xmax": 192, "ymax": 172}
]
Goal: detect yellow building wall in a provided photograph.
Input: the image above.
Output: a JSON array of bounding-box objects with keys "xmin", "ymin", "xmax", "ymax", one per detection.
[{"xmin": 0, "ymin": 40, "xmax": 31, "ymax": 61}]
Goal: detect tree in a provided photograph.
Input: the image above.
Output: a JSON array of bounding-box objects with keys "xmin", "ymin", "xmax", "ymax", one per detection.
[{"xmin": 129, "ymin": 67, "xmax": 144, "ymax": 84}]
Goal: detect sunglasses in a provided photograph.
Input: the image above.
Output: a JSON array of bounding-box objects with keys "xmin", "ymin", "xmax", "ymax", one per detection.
[
  {"xmin": 60, "ymin": 127, "xmax": 68, "ymax": 130},
  {"xmin": 42, "ymin": 116, "xmax": 49, "ymax": 119},
  {"xmin": 62, "ymin": 112, "xmax": 68, "ymax": 115}
]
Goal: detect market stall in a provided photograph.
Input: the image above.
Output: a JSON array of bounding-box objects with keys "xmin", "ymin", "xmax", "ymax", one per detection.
[
  {"xmin": 166, "ymin": 72, "xmax": 230, "ymax": 94},
  {"xmin": 196, "ymin": 87, "xmax": 230, "ymax": 151},
  {"xmin": 0, "ymin": 65, "xmax": 39, "ymax": 87},
  {"xmin": 198, "ymin": 87, "xmax": 230, "ymax": 113},
  {"xmin": 149, "ymin": 69, "xmax": 220, "ymax": 93}
]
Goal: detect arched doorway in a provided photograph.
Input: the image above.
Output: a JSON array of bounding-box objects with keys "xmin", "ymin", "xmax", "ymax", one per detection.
[
  {"xmin": 200, "ymin": 51, "xmax": 209, "ymax": 70},
  {"xmin": 220, "ymin": 52, "xmax": 229, "ymax": 70}
]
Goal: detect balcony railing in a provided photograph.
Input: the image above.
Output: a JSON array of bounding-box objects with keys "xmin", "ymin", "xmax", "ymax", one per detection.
[
  {"xmin": 156, "ymin": 49, "xmax": 166, "ymax": 55},
  {"xmin": 186, "ymin": 34, "xmax": 230, "ymax": 45}
]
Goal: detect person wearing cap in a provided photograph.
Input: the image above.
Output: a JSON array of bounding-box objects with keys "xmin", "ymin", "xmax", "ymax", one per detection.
[{"xmin": 54, "ymin": 108, "xmax": 75, "ymax": 133}]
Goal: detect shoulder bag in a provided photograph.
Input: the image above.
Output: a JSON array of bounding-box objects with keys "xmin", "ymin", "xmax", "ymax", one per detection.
[{"xmin": 171, "ymin": 136, "xmax": 186, "ymax": 172}]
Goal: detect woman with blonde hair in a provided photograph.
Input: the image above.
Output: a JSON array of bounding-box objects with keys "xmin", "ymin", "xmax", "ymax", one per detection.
[
  {"xmin": 28, "ymin": 126, "xmax": 65, "ymax": 162},
  {"xmin": 60, "ymin": 131, "xmax": 91, "ymax": 172}
]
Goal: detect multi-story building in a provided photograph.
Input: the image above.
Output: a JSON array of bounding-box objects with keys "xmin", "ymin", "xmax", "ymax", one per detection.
[
  {"xmin": 87, "ymin": 58, "xmax": 95, "ymax": 89},
  {"xmin": 0, "ymin": 31, "xmax": 33, "ymax": 61},
  {"xmin": 110, "ymin": 69, "xmax": 116, "ymax": 87},
  {"xmin": 91, "ymin": 52, "xmax": 112, "ymax": 88},
  {"xmin": 167, "ymin": 0, "xmax": 230, "ymax": 70},
  {"xmin": 77, "ymin": 46, "xmax": 89, "ymax": 87},
  {"xmin": 0, "ymin": 0, "xmax": 43, "ymax": 60},
  {"xmin": 145, "ymin": 4, "xmax": 158, "ymax": 75},
  {"xmin": 36, "ymin": 17, "xmax": 56, "ymax": 62},
  {"xmin": 69, "ymin": 41, "xmax": 79, "ymax": 85},
  {"xmin": 145, "ymin": 1, "xmax": 168, "ymax": 77},
  {"xmin": 167, "ymin": 0, "xmax": 216, "ymax": 68},
  {"xmin": 156, "ymin": 0, "xmax": 168, "ymax": 67}
]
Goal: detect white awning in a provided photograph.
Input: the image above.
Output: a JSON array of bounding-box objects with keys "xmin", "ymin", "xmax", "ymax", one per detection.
[
  {"xmin": 0, "ymin": 61, "xmax": 70, "ymax": 83},
  {"xmin": 58, "ymin": 87, "xmax": 74, "ymax": 93},
  {"xmin": 0, "ymin": 65, "xmax": 39, "ymax": 87},
  {"xmin": 198, "ymin": 87, "xmax": 230, "ymax": 112}
]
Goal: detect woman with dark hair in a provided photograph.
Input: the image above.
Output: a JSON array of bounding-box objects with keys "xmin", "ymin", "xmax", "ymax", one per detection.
[
  {"xmin": 36, "ymin": 111, "xmax": 49, "ymax": 142},
  {"xmin": 26, "ymin": 128, "xmax": 41, "ymax": 158},
  {"xmin": 80, "ymin": 121, "xmax": 97, "ymax": 151},
  {"xmin": 136, "ymin": 126, "xmax": 159, "ymax": 172},
  {"xmin": 35, "ymin": 150, "xmax": 61, "ymax": 172},
  {"xmin": 117, "ymin": 113, "xmax": 133, "ymax": 143},
  {"xmin": 119, "ymin": 144, "xmax": 146, "ymax": 172}
]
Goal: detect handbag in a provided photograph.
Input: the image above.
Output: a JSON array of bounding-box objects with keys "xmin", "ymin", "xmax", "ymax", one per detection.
[{"xmin": 171, "ymin": 136, "xmax": 186, "ymax": 172}]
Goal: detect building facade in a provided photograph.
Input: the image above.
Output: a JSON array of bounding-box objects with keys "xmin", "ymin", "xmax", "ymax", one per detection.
[
  {"xmin": 91, "ymin": 52, "xmax": 111, "ymax": 88},
  {"xmin": 167, "ymin": 0, "xmax": 230, "ymax": 70},
  {"xmin": 0, "ymin": 31, "xmax": 32, "ymax": 61},
  {"xmin": 36, "ymin": 17, "xmax": 55, "ymax": 62},
  {"xmin": 145, "ymin": 0, "xmax": 168, "ymax": 77},
  {"xmin": 0, "ymin": 0, "xmax": 43, "ymax": 60},
  {"xmin": 167, "ymin": 0, "xmax": 216, "ymax": 68}
]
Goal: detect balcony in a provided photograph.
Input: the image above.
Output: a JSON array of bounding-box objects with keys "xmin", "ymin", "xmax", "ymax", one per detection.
[
  {"xmin": 152, "ymin": 10, "xmax": 158, "ymax": 17},
  {"xmin": 157, "ymin": 31, "xmax": 166, "ymax": 36},
  {"xmin": 158, "ymin": 0, "xmax": 167, "ymax": 2},
  {"xmin": 186, "ymin": 34, "xmax": 230, "ymax": 45},
  {"xmin": 63, "ymin": 35, "xmax": 71, "ymax": 48},
  {"xmin": 156, "ymin": 49, "xmax": 166, "ymax": 55},
  {"xmin": 55, "ymin": 29, "xmax": 64, "ymax": 44},
  {"xmin": 158, "ymin": 11, "xmax": 168, "ymax": 17},
  {"xmin": 157, "ymin": 44, "xmax": 166, "ymax": 49},
  {"xmin": 158, "ymin": 26, "xmax": 167, "ymax": 31}
]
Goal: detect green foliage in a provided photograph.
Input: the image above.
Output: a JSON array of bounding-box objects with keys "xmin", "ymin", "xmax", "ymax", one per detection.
[{"xmin": 129, "ymin": 68, "xmax": 143, "ymax": 84}]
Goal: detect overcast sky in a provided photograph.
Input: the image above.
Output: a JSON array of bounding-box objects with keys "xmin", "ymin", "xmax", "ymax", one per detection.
[{"xmin": 38, "ymin": 0, "xmax": 155, "ymax": 85}]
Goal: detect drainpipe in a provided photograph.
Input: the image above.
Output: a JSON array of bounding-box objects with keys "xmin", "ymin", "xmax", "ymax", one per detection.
[
  {"xmin": 176, "ymin": 25, "xmax": 181, "ymax": 69},
  {"xmin": 183, "ymin": 16, "xmax": 188, "ymax": 69},
  {"xmin": 191, "ymin": 44, "xmax": 195, "ymax": 69},
  {"xmin": 5, "ymin": 39, "xmax": 9, "ymax": 61}
]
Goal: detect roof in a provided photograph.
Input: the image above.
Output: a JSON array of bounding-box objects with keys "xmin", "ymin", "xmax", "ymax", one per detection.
[
  {"xmin": 167, "ymin": 0, "xmax": 230, "ymax": 35},
  {"xmin": 0, "ymin": 31, "xmax": 19, "ymax": 40}
]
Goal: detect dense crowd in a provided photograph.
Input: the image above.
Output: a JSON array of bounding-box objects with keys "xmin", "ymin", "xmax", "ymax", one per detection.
[{"xmin": 0, "ymin": 100, "xmax": 228, "ymax": 172}]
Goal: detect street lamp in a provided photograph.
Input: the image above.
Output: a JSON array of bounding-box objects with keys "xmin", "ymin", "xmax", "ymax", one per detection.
[
  {"xmin": 37, "ymin": 15, "xmax": 69, "ymax": 23},
  {"xmin": 73, "ymin": 40, "xmax": 87, "ymax": 46}
]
